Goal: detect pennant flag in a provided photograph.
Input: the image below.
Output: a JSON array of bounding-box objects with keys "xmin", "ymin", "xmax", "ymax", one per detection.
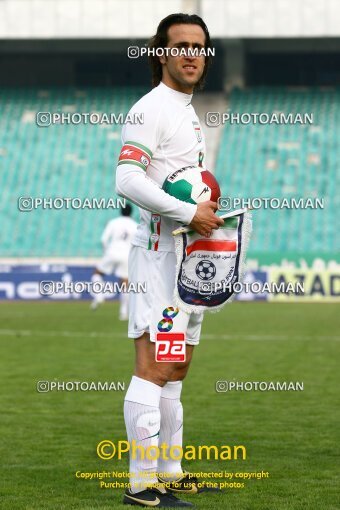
[{"xmin": 174, "ymin": 213, "xmax": 252, "ymax": 313}]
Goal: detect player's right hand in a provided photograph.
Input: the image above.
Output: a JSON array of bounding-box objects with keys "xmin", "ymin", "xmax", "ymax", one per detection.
[{"xmin": 189, "ymin": 201, "xmax": 224, "ymax": 237}]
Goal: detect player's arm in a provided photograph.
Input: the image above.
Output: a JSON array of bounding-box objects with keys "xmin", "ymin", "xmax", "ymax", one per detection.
[
  {"xmin": 115, "ymin": 107, "xmax": 222, "ymax": 235},
  {"xmin": 116, "ymin": 160, "xmax": 221, "ymax": 236},
  {"xmin": 116, "ymin": 156, "xmax": 196, "ymax": 225}
]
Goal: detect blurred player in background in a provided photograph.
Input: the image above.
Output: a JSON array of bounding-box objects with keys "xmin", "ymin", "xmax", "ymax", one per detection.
[
  {"xmin": 116, "ymin": 13, "xmax": 223, "ymax": 508},
  {"xmin": 91, "ymin": 204, "xmax": 137, "ymax": 319}
]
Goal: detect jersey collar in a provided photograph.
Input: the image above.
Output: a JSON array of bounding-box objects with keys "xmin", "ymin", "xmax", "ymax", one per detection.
[{"xmin": 159, "ymin": 81, "xmax": 193, "ymax": 106}]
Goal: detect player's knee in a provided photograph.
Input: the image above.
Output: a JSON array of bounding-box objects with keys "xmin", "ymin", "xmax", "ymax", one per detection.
[
  {"xmin": 170, "ymin": 363, "xmax": 190, "ymax": 381},
  {"xmin": 154, "ymin": 373, "xmax": 172, "ymax": 387},
  {"xmin": 135, "ymin": 367, "xmax": 173, "ymax": 387}
]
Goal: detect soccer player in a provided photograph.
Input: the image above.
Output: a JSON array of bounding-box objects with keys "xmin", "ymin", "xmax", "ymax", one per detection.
[
  {"xmin": 91, "ymin": 204, "xmax": 137, "ymax": 319},
  {"xmin": 116, "ymin": 13, "xmax": 223, "ymax": 507}
]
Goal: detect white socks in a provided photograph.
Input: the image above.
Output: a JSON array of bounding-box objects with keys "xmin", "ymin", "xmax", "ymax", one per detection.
[
  {"xmin": 124, "ymin": 376, "xmax": 162, "ymax": 493},
  {"xmin": 158, "ymin": 381, "xmax": 184, "ymax": 481},
  {"xmin": 124, "ymin": 377, "xmax": 184, "ymax": 493}
]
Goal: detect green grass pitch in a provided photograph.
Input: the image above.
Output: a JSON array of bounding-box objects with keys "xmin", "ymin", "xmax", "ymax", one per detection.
[{"xmin": 0, "ymin": 301, "xmax": 339, "ymax": 510}]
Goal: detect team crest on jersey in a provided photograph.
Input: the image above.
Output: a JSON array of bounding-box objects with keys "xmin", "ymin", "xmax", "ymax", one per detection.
[
  {"xmin": 150, "ymin": 233, "xmax": 159, "ymax": 245},
  {"xmin": 192, "ymin": 121, "xmax": 202, "ymax": 142},
  {"xmin": 151, "ymin": 214, "xmax": 161, "ymax": 223},
  {"xmin": 198, "ymin": 151, "xmax": 204, "ymax": 167}
]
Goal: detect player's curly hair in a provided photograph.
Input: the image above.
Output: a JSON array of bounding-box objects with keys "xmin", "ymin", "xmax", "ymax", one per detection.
[{"xmin": 148, "ymin": 13, "xmax": 212, "ymax": 90}]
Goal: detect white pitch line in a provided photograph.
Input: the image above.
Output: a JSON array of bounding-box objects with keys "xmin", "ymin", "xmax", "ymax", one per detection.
[{"xmin": 0, "ymin": 329, "xmax": 339, "ymax": 342}]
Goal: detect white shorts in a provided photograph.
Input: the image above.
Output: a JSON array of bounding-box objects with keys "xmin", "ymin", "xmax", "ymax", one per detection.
[
  {"xmin": 128, "ymin": 245, "xmax": 204, "ymax": 346},
  {"xmin": 97, "ymin": 249, "xmax": 129, "ymax": 279}
]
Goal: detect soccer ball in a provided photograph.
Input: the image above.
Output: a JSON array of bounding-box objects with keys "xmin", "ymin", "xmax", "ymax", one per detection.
[
  {"xmin": 162, "ymin": 166, "xmax": 221, "ymax": 204},
  {"xmin": 195, "ymin": 260, "xmax": 216, "ymax": 281}
]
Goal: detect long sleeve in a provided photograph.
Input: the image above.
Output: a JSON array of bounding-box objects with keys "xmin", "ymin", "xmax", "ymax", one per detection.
[{"xmin": 115, "ymin": 163, "xmax": 196, "ymax": 225}]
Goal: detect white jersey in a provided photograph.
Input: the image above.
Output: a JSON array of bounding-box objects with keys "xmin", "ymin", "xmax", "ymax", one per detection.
[
  {"xmin": 116, "ymin": 81, "xmax": 206, "ymax": 252},
  {"xmin": 101, "ymin": 216, "xmax": 137, "ymax": 255}
]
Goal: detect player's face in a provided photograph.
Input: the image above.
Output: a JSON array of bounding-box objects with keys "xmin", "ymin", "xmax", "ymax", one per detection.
[{"xmin": 159, "ymin": 24, "xmax": 207, "ymax": 94}]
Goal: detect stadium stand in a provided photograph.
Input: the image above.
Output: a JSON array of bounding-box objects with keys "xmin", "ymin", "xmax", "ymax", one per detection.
[
  {"xmin": 0, "ymin": 87, "xmax": 145, "ymax": 257},
  {"xmin": 215, "ymin": 87, "xmax": 339, "ymax": 263},
  {"xmin": 0, "ymin": 86, "xmax": 339, "ymax": 261}
]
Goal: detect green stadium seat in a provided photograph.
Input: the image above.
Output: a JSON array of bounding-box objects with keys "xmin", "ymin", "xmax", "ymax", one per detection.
[
  {"xmin": 215, "ymin": 87, "xmax": 339, "ymax": 256},
  {"xmin": 1, "ymin": 86, "xmax": 339, "ymax": 258},
  {"xmin": 0, "ymin": 87, "xmax": 146, "ymax": 257}
]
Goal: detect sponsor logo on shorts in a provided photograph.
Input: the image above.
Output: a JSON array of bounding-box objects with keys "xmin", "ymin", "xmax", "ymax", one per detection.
[
  {"xmin": 157, "ymin": 306, "xmax": 179, "ymax": 332},
  {"xmin": 155, "ymin": 332, "xmax": 186, "ymax": 362}
]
